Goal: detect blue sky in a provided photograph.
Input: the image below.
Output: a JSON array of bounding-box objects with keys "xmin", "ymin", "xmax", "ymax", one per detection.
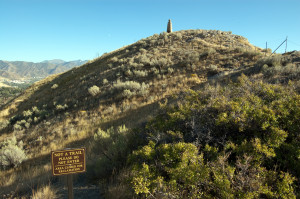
[{"xmin": 1, "ymin": 0, "xmax": 299, "ymax": 62}]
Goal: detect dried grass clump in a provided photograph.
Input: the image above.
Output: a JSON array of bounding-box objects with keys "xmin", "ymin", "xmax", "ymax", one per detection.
[{"xmin": 31, "ymin": 184, "xmax": 58, "ymax": 199}]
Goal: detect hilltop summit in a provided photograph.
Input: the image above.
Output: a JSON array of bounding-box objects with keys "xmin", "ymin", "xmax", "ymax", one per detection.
[
  {"xmin": 0, "ymin": 29, "xmax": 268, "ymax": 149},
  {"xmin": 1, "ymin": 29, "xmax": 299, "ymax": 198}
]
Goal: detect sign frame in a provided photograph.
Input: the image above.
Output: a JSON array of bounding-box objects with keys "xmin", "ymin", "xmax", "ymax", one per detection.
[{"xmin": 51, "ymin": 147, "xmax": 86, "ymax": 176}]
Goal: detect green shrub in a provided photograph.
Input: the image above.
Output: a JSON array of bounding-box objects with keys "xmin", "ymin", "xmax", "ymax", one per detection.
[
  {"xmin": 51, "ymin": 84, "xmax": 58, "ymax": 89},
  {"xmin": 207, "ymin": 64, "xmax": 218, "ymax": 75},
  {"xmin": 113, "ymin": 80, "xmax": 149, "ymax": 98},
  {"xmin": 129, "ymin": 141, "xmax": 296, "ymax": 198},
  {"xmin": 167, "ymin": 67, "xmax": 174, "ymax": 74},
  {"xmin": 138, "ymin": 82, "xmax": 149, "ymax": 96},
  {"xmin": 0, "ymin": 136, "xmax": 27, "ymax": 169},
  {"xmin": 139, "ymin": 48, "xmax": 147, "ymax": 54},
  {"xmin": 111, "ymin": 57, "xmax": 118, "ymax": 62},
  {"xmin": 242, "ymin": 49, "xmax": 261, "ymax": 58},
  {"xmin": 122, "ymin": 89, "xmax": 135, "ymax": 98},
  {"xmin": 113, "ymin": 80, "xmax": 141, "ymax": 91},
  {"xmin": 88, "ymin": 85, "xmax": 100, "ymax": 96},
  {"xmin": 133, "ymin": 70, "xmax": 148, "ymax": 77},
  {"xmin": 258, "ymin": 54, "xmax": 282, "ymax": 67},
  {"xmin": 150, "ymin": 67, "xmax": 159, "ymax": 74},
  {"xmin": 0, "ymin": 120, "xmax": 9, "ymax": 131},
  {"xmin": 103, "ymin": 78, "xmax": 108, "ymax": 85},
  {"xmin": 129, "ymin": 142, "xmax": 208, "ymax": 198},
  {"xmin": 131, "ymin": 74, "xmax": 299, "ymax": 197},
  {"xmin": 183, "ymin": 50, "xmax": 200, "ymax": 65},
  {"xmin": 92, "ymin": 125, "xmax": 144, "ymax": 179},
  {"xmin": 151, "ymin": 58, "xmax": 168, "ymax": 68},
  {"xmin": 93, "ymin": 126, "xmax": 128, "ymax": 178},
  {"xmin": 201, "ymin": 47, "xmax": 216, "ymax": 57},
  {"xmin": 136, "ymin": 54, "xmax": 150, "ymax": 65},
  {"xmin": 56, "ymin": 104, "xmax": 68, "ymax": 111},
  {"xmin": 124, "ymin": 69, "xmax": 133, "ymax": 77},
  {"xmin": 261, "ymin": 62, "xmax": 300, "ymax": 80},
  {"xmin": 32, "ymin": 106, "xmax": 39, "ymax": 113},
  {"xmin": 23, "ymin": 110, "xmax": 33, "ymax": 117},
  {"xmin": 262, "ymin": 48, "xmax": 272, "ymax": 54}
]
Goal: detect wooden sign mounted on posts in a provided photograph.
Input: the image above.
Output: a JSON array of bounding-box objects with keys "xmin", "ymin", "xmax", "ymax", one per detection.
[{"xmin": 51, "ymin": 148, "xmax": 86, "ymax": 176}]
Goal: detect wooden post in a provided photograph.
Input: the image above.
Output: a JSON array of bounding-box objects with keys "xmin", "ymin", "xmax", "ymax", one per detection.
[
  {"xmin": 266, "ymin": 42, "xmax": 267, "ymax": 56},
  {"xmin": 67, "ymin": 174, "xmax": 74, "ymax": 199}
]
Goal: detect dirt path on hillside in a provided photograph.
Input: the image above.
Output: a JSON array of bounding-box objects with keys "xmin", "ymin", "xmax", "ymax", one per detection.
[
  {"xmin": 55, "ymin": 183, "xmax": 102, "ymax": 199},
  {"xmin": 51, "ymin": 174, "xmax": 103, "ymax": 199},
  {"xmin": 1, "ymin": 181, "xmax": 103, "ymax": 199}
]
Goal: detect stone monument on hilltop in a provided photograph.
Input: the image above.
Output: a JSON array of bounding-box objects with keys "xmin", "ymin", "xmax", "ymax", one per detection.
[{"xmin": 167, "ymin": 19, "xmax": 172, "ymax": 33}]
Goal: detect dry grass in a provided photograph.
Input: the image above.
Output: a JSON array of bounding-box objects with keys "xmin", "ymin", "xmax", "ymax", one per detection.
[
  {"xmin": 31, "ymin": 184, "xmax": 59, "ymax": 199},
  {"xmin": 103, "ymin": 169, "xmax": 134, "ymax": 199},
  {"xmin": 0, "ymin": 29, "xmax": 277, "ymax": 197},
  {"xmin": 0, "ymin": 163, "xmax": 53, "ymax": 197}
]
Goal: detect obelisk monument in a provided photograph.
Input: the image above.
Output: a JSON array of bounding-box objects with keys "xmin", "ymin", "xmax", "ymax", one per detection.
[{"xmin": 167, "ymin": 19, "xmax": 172, "ymax": 33}]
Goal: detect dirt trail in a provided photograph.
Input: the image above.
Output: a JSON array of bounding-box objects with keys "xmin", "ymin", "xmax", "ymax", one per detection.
[{"xmin": 55, "ymin": 184, "xmax": 102, "ymax": 199}]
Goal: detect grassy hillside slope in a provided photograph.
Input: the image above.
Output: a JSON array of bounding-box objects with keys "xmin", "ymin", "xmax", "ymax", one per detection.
[
  {"xmin": 0, "ymin": 29, "xmax": 299, "ymax": 198},
  {"xmin": 0, "ymin": 30, "xmax": 264, "ymax": 157}
]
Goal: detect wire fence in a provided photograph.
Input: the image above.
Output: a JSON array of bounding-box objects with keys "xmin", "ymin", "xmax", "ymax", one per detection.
[{"xmin": 268, "ymin": 37, "xmax": 300, "ymax": 55}]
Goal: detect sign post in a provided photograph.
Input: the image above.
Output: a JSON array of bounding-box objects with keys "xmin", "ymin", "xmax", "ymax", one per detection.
[
  {"xmin": 51, "ymin": 148, "xmax": 86, "ymax": 199},
  {"xmin": 67, "ymin": 174, "xmax": 73, "ymax": 199}
]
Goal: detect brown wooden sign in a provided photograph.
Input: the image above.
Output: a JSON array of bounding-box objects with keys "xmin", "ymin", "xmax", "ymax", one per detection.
[{"xmin": 51, "ymin": 148, "xmax": 86, "ymax": 176}]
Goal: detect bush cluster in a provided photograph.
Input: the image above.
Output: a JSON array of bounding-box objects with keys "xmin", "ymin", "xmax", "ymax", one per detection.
[
  {"xmin": 258, "ymin": 55, "xmax": 282, "ymax": 67},
  {"xmin": 88, "ymin": 85, "xmax": 100, "ymax": 96},
  {"xmin": 91, "ymin": 74, "xmax": 299, "ymax": 198},
  {"xmin": 133, "ymin": 70, "xmax": 148, "ymax": 77},
  {"xmin": 90, "ymin": 125, "xmax": 145, "ymax": 180},
  {"xmin": 129, "ymin": 142, "xmax": 296, "ymax": 198},
  {"xmin": 113, "ymin": 80, "xmax": 149, "ymax": 98},
  {"xmin": 0, "ymin": 87, "xmax": 23, "ymax": 106},
  {"xmin": 261, "ymin": 63, "xmax": 300, "ymax": 80},
  {"xmin": 55, "ymin": 104, "xmax": 68, "ymax": 111},
  {"xmin": 51, "ymin": 84, "xmax": 58, "ymax": 89},
  {"xmin": 0, "ymin": 136, "xmax": 27, "ymax": 169},
  {"xmin": 126, "ymin": 74, "xmax": 299, "ymax": 198},
  {"xmin": 10, "ymin": 106, "xmax": 49, "ymax": 131}
]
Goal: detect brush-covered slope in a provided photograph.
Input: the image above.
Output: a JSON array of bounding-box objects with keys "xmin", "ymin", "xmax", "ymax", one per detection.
[
  {"xmin": 1, "ymin": 29, "xmax": 300, "ymax": 198},
  {"xmin": 0, "ymin": 30, "xmax": 265, "ymax": 153}
]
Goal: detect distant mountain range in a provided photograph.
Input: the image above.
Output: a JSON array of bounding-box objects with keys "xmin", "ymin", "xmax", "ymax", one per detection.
[{"xmin": 0, "ymin": 59, "xmax": 87, "ymax": 79}]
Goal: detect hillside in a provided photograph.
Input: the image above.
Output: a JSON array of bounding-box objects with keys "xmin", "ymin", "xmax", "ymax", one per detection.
[
  {"xmin": 0, "ymin": 59, "xmax": 87, "ymax": 80},
  {"xmin": 0, "ymin": 29, "xmax": 299, "ymax": 198}
]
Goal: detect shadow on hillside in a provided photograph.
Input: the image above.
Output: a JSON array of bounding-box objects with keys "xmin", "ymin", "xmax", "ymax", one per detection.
[
  {"xmin": 0, "ymin": 152, "xmax": 53, "ymax": 198},
  {"xmin": 0, "ymin": 96, "xmax": 165, "ymax": 198},
  {"xmin": 1, "ymin": 58, "xmax": 261, "ymax": 197}
]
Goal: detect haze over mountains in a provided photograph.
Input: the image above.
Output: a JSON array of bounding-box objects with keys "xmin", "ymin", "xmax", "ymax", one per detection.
[{"xmin": 0, "ymin": 59, "xmax": 87, "ymax": 80}]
